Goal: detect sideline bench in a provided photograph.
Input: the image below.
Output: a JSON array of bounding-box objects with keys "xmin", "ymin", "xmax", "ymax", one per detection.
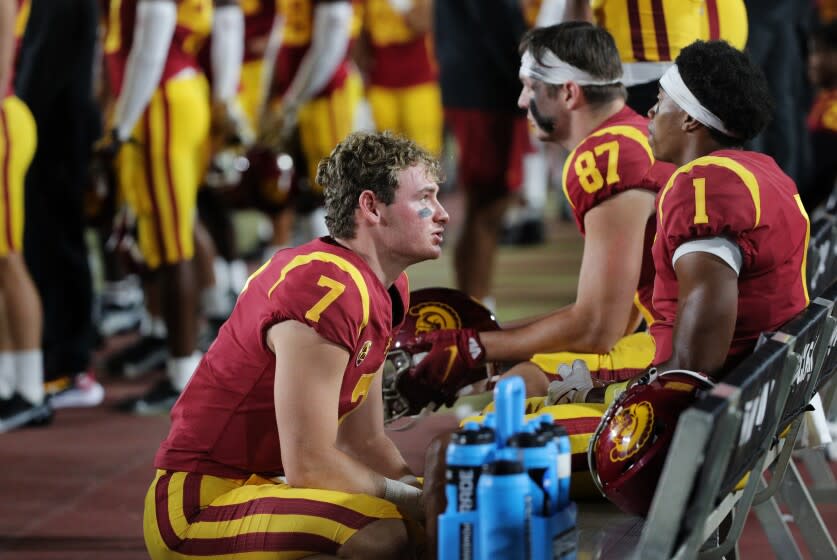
[{"xmin": 609, "ymin": 284, "xmax": 837, "ymax": 559}]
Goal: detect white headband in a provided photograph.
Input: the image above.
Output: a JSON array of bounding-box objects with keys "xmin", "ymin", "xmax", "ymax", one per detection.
[
  {"xmin": 520, "ymin": 49, "xmax": 622, "ymax": 87},
  {"xmin": 659, "ymin": 65, "xmax": 736, "ymax": 137}
]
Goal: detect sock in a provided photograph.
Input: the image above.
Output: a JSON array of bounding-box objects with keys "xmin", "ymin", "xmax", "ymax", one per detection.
[
  {"xmin": 201, "ymin": 284, "xmax": 232, "ymax": 320},
  {"xmin": 228, "ymin": 259, "xmax": 249, "ymax": 295},
  {"xmin": 0, "ymin": 352, "xmax": 13, "ymax": 399},
  {"xmin": 140, "ymin": 315, "xmax": 168, "ymax": 339},
  {"xmin": 167, "ymin": 351, "xmax": 203, "ymax": 391},
  {"xmin": 14, "ymin": 349, "xmax": 44, "ymax": 405}
]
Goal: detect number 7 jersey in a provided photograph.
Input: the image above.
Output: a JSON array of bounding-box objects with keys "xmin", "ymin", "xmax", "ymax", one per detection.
[
  {"xmin": 155, "ymin": 237, "xmax": 410, "ymax": 478},
  {"xmin": 650, "ymin": 150, "xmax": 810, "ymax": 368}
]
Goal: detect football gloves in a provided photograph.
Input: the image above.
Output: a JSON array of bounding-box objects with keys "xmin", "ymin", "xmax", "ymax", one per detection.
[
  {"xmin": 545, "ymin": 359, "xmax": 595, "ymax": 405},
  {"xmin": 396, "ymin": 328, "xmax": 487, "ymax": 409}
]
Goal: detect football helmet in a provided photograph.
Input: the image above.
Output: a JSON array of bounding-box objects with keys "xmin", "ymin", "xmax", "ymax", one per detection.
[
  {"xmin": 204, "ymin": 144, "xmax": 298, "ymax": 213},
  {"xmin": 383, "ymin": 287, "xmax": 500, "ymax": 425},
  {"xmin": 588, "ymin": 369, "xmax": 715, "ymax": 517}
]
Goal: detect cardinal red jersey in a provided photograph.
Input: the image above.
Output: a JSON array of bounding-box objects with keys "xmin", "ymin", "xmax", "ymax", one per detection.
[
  {"xmin": 807, "ymin": 90, "xmax": 837, "ymax": 134},
  {"xmin": 271, "ymin": 0, "xmax": 352, "ymax": 99},
  {"xmin": 650, "ymin": 150, "xmax": 810, "ymax": 368},
  {"xmin": 155, "ymin": 237, "xmax": 409, "ymax": 478},
  {"xmin": 562, "ymin": 105, "xmax": 674, "ymax": 322},
  {"xmin": 103, "ymin": 0, "xmax": 212, "ymax": 96},
  {"xmin": 363, "ymin": 0, "xmax": 435, "ymax": 88}
]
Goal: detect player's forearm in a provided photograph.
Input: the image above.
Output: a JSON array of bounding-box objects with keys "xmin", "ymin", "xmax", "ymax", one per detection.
[
  {"xmin": 282, "ymin": 2, "xmax": 350, "ymax": 108},
  {"xmin": 562, "ymin": 0, "xmax": 592, "ymax": 22},
  {"xmin": 480, "ymin": 303, "xmax": 624, "ymax": 362},
  {"xmin": 211, "ymin": 3, "xmax": 244, "ymax": 104},
  {"xmin": 284, "ymin": 444, "xmax": 387, "ymax": 497},
  {"xmin": 0, "ymin": 0, "xmax": 15, "ymax": 96},
  {"xmin": 112, "ymin": 1, "xmax": 176, "ymax": 140},
  {"xmin": 661, "ymin": 289, "xmax": 736, "ymax": 376},
  {"xmin": 341, "ymin": 433, "xmax": 414, "ymax": 481}
]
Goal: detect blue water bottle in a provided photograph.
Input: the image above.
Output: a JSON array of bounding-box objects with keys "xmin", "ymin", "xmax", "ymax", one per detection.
[
  {"xmin": 507, "ymin": 431, "xmax": 556, "ymax": 517},
  {"xmin": 494, "ymin": 376, "xmax": 526, "ymax": 448},
  {"xmin": 477, "ymin": 453, "xmax": 530, "ymax": 560},
  {"xmin": 537, "ymin": 419, "xmax": 572, "ymax": 509},
  {"xmin": 445, "ymin": 423, "xmax": 496, "ymax": 513},
  {"xmin": 439, "ymin": 423, "xmax": 495, "ymax": 560}
]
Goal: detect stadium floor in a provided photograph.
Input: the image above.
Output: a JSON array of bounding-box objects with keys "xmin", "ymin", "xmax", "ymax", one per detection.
[{"xmin": 1, "ymin": 204, "xmax": 835, "ymax": 559}]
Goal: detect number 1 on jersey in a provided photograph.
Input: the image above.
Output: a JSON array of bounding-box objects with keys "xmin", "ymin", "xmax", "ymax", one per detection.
[{"xmin": 692, "ymin": 178, "xmax": 709, "ymax": 224}]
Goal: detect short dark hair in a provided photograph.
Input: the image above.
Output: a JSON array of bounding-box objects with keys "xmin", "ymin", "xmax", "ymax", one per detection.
[
  {"xmin": 317, "ymin": 131, "xmax": 441, "ymax": 239},
  {"xmin": 675, "ymin": 40, "xmax": 774, "ymax": 145},
  {"xmin": 519, "ymin": 21, "xmax": 626, "ymax": 105}
]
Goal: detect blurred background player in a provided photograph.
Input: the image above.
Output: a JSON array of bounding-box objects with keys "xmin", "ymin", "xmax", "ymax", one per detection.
[
  {"xmin": 15, "ymin": 0, "xmax": 103, "ymax": 411},
  {"xmin": 359, "ymin": 0, "xmax": 442, "ymax": 156},
  {"xmin": 743, "ymin": 0, "xmax": 816, "ymax": 188},
  {"xmin": 563, "ymin": 0, "xmax": 748, "ymax": 115},
  {"xmin": 434, "ymin": 0, "xmax": 530, "ymax": 308},
  {"xmin": 259, "ymin": 0, "xmax": 360, "ymax": 253},
  {"xmin": 804, "ymin": 19, "xmax": 837, "ymax": 211},
  {"xmin": 97, "ymin": 0, "xmax": 243, "ymax": 414},
  {"xmin": 0, "ymin": 0, "xmax": 50, "ymax": 431}
]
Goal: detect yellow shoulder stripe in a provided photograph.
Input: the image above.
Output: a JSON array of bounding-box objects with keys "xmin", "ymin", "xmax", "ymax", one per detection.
[
  {"xmin": 561, "ymin": 124, "xmax": 654, "ymax": 210},
  {"xmin": 657, "ymin": 155, "xmax": 761, "ymax": 228},
  {"xmin": 267, "ymin": 252, "xmax": 370, "ymax": 336}
]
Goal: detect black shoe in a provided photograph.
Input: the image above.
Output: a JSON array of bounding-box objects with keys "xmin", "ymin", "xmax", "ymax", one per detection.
[
  {"xmin": 0, "ymin": 394, "xmax": 53, "ymax": 432},
  {"xmin": 103, "ymin": 335, "xmax": 168, "ymax": 379},
  {"xmin": 117, "ymin": 379, "xmax": 180, "ymax": 415}
]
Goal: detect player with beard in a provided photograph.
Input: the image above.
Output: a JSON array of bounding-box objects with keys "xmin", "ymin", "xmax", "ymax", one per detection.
[{"xmin": 402, "ymin": 22, "xmax": 674, "ymax": 406}]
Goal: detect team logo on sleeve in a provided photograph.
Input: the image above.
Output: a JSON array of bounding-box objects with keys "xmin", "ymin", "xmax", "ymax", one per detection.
[
  {"xmin": 356, "ymin": 340, "xmax": 373, "ymax": 366},
  {"xmin": 409, "ymin": 302, "xmax": 462, "ymax": 334},
  {"xmin": 608, "ymin": 401, "xmax": 654, "ymax": 463}
]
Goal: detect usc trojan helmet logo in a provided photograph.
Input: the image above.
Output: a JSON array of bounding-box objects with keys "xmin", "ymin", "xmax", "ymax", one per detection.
[
  {"xmin": 409, "ymin": 302, "xmax": 463, "ymax": 334},
  {"xmin": 608, "ymin": 401, "xmax": 654, "ymax": 462}
]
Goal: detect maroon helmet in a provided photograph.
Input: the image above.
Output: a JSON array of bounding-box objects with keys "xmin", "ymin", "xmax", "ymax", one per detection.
[
  {"xmin": 383, "ymin": 287, "xmax": 500, "ymax": 424},
  {"xmin": 204, "ymin": 144, "xmax": 298, "ymax": 212},
  {"xmin": 588, "ymin": 369, "xmax": 715, "ymax": 517}
]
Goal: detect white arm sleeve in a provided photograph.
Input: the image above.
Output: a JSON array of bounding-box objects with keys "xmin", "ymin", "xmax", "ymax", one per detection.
[
  {"xmin": 672, "ymin": 237, "xmax": 744, "ymax": 276},
  {"xmin": 282, "ymin": 1, "xmax": 352, "ymax": 107},
  {"xmin": 211, "ymin": 4, "xmax": 244, "ymax": 103},
  {"xmin": 112, "ymin": 0, "xmax": 177, "ymax": 141},
  {"xmin": 535, "ymin": 0, "xmax": 566, "ymax": 27}
]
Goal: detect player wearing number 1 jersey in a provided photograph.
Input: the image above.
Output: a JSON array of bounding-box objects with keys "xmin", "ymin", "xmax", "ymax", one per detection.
[{"xmin": 145, "ymin": 132, "xmax": 449, "ymax": 558}]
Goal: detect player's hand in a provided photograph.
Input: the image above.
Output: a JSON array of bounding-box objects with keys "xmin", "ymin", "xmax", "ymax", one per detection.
[
  {"xmin": 397, "ymin": 328, "xmax": 487, "ymax": 409},
  {"xmin": 545, "ymin": 359, "xmax": 594, "ymax": 405},
  {"xmin": 89, "ymin": 129, "xmax": 124, "ymax": 205},
  {"xmin": 258, "ymin": 103, "xmax": 298, "ymax": 152},
  {"xmin": 210, "ymin": 100, "xmax": 255, "ymax": 150}
]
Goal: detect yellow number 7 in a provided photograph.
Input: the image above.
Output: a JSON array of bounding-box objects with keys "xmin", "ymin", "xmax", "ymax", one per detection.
[{"xmin": 305, "ymin": 275, "xmax": 346, "ymax": 322}]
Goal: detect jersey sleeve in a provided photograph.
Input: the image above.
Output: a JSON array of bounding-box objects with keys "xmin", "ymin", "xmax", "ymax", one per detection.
[
  {"xmin": 563, "ymin": 129, "xmax": 656, "ymax": 232},
  {"xmin": 658, "ymin": 161, "xmax": 760, "ymax": 266},
  {"xmin": 265, "ymin": 259, "xmax": 369, "ymax": 353}
]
